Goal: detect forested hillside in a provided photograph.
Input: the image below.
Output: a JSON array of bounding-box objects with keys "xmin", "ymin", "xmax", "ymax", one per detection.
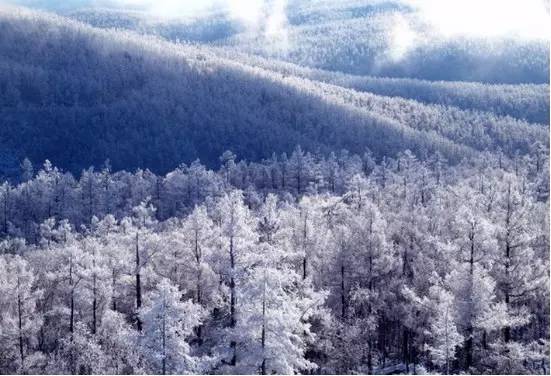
[
  {"xmin": 0, "ymin": 7, "xmax": 548, "ymax": 178},
  {"xmin": 0, "ymin": 147, "xmax": 549, "ymax": 374},
  {"xmin": 211, "ymin": 47, "xmax": 550, "ymax": 124},
  {"xmin": 65, "ymin": 0, "xmax": 550, "ymax": 84},
  {"xmin": 0, "ymin": 8, "xmax": 469, "ymax": 176},
  {"xmin": 0, "ymin": 1, "xmax": 549, "ymax": 375}
]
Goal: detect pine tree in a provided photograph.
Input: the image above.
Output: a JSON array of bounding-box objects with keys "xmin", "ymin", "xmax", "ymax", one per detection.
[
  {"xmin": 425, "ymin": 283, "xmax": 463, "ymax": 373},
  {"xmin": 216, "ymin": 190, "xmax": 257, "ymax": 367},
  {"xmin": 235, "ymin": 195, "xmax": 324, "ymax": 374},
  {"xmin": 140, "ymin": 278, "xmax": 204, "ymax": 374},
  {"xmin": 0, "ymin": 255, "xmax": 44, "ymax": 373}
]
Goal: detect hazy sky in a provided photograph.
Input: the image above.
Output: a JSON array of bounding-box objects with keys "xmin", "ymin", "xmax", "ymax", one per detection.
[{"xmin": 2, "ymin": 0, "xmax": 549, "ymax": 40}]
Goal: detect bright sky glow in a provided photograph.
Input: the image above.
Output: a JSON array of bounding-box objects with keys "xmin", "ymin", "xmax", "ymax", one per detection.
[
  {"xmin": 105, "ymin": 0, "xmax": 222, "ymax": 18},
  {"xmin": 98, "ymin": 0, "xmax": 281, "ymax": 25},
  {"xmin": 408, "ymin": 0, "xmax": 550, "ymax": 40},
  {"xmin": 3, "ymin": 0, "xmax": 549, "ymax": 42},
  {"xmin": 382, "ymin": 0, "xmax": 550, "ymax": 62}
]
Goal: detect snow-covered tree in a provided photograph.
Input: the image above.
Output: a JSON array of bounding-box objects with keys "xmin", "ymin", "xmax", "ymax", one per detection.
[
  {"xmin": 0, "ymin": 255, "xmax": 44, "ymax": 373},
  {"xmin": 140, "ymin": 278, "xmax": 205, "ymax": 375}
]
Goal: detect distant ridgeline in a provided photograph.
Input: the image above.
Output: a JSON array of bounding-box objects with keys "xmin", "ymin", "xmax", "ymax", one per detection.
[
  {"xmin": 0, "ymin": 7, "xmax": 549, "ymax": 179},
  {"xmin": 65, "ymin": 1, "xmax": 550, "ymax": 84}
]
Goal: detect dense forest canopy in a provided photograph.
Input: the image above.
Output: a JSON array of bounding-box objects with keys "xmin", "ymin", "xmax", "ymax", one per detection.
[
  {"xmin": 0, "ymin": 1, "xmax": 549, "ymax": 375},
  {"xmin": 0, "ymin": 147, "xmax": 549, "ymax": 374}
]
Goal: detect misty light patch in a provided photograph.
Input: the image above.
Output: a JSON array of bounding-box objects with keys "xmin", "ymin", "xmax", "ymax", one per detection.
[
  {"xmin": 6, "ymin": 0, "xmax": 550, "ymax": 42},
  {"xmin": 408, "ymin": 0, "xmax": 550, "ymax": 40},
  {"xmin": 387, "ymin": 13, "xmax": 418, "ymax": 62}
]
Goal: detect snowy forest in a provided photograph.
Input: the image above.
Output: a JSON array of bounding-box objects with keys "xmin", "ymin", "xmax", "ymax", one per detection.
[
  {"xmin": 0, "ymin": 147, "xmax": 549, "ymax": 374},
  {"xmin": 0, "ymin": 0, "xmax": 550, "ymax": 375}
]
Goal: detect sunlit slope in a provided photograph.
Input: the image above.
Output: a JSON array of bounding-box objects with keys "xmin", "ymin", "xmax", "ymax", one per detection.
[
  {"xmin": 64, "ymin": 1, "xmax": 550, "ymax": 84},
  {"xmin": 0, "ymin": 7, "xmax": 477, "ymax": 174},
  {"xmin": 62, "ymin": 5, "xmax": 551, "ymax": 124},
  {"xmin": 0, "ymin": 7, "xmax": 546, "ymax": 177},
  {"xmin": 206, "ymin": 46, "xmax": 548, "ymax": 158},
  {"xmin": 211, "ymin": 47, "xmax": 550, "ymax": 125},
  {"xmin": 224, "ymin": 0, "xmax": 550, "ymax": 83}
]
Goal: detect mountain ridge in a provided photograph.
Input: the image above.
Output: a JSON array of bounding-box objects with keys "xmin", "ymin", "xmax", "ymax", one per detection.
[{"xmin": 0, "ymin": 6, "xmax": 547, "ymax": 178}]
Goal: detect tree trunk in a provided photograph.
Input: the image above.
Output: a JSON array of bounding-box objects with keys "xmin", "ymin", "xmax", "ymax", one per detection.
[
  {"xmin": 229, "ymin": 235, "xmax": 236, "ymax": 366},
  {"xmin": 111, "ymin": 268, "xmax": 117, "ymax": 311},
  {"xmin": 367, "ymin": 338, "xmax": 373, "ymax": 374},
  {"xmin": 92, "ymin": 274, "xmax": 97, "ymax": 335},
  {"xmin": 194, "ymin": 230, "xmax": 203, "ymax": 345},
  {"xmin": 69, "ymin": 254, "xmax": 74, "ymax": 335},
  {"xmin": 261, "ymin": 274, "xmax": 267, "ymax": 375},
  {"xmin": 92, "ymin": 252, "xmax": 97, "ymax": 335},
  {"xmin": 503, "ymin": 240, "xmax": 511, "ymax": 343},
  {"xmin": 445, "ymin": 306, "xmax": 450, "ymax": 375},
  {"xmin": 465, "ymin": 327, "xmax": 473, "ymax": 370},
  {"xmin": 341, "ymin": 264, "xmax": 346, "ymax": 319},
  {"xmin": 378, "ymin": 317, "xmax": 387, "ymax": 368},
  {"xmin": 135, "ymin": 232, "xmax": 142, "ymax": 331},
  {"xmin": 17, "ymin": 280, "xmax": 25, "ymax": 368},
  {"xmin": 403, "ymin": 328, "xmax": 409, "ymax": 373},
  {"xmin": 162, "ymin": 299, "xmax": 167, "ymax": 375},
  {"xmin": 70, "ymin": 291, "xmax": 74, "ymax": 334},
  {"xmin": 504, "ymin": 184, "xmax": 512, "ymax": 343},
  {"xmin": 465, "ymin": 228, "xmax": 475, "ymax": 370}
]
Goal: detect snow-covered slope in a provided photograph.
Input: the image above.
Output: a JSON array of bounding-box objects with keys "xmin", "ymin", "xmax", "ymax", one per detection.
[
  {"xmin": 210, "ymin": 47, "xmax": 550, "ymax": 124},
  {"xmin": 63, "ymin": 0, "xmax": 550, "ymax": 84},
  {"xmin": 0, "ymin": 6, "xmax": 548, "ymax": 176}
]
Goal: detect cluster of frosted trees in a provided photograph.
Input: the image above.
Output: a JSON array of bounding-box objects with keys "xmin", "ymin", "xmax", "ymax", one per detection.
[{"xmin": 0, "ymin": 147, "xmax": 548, "ymax": 374}]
